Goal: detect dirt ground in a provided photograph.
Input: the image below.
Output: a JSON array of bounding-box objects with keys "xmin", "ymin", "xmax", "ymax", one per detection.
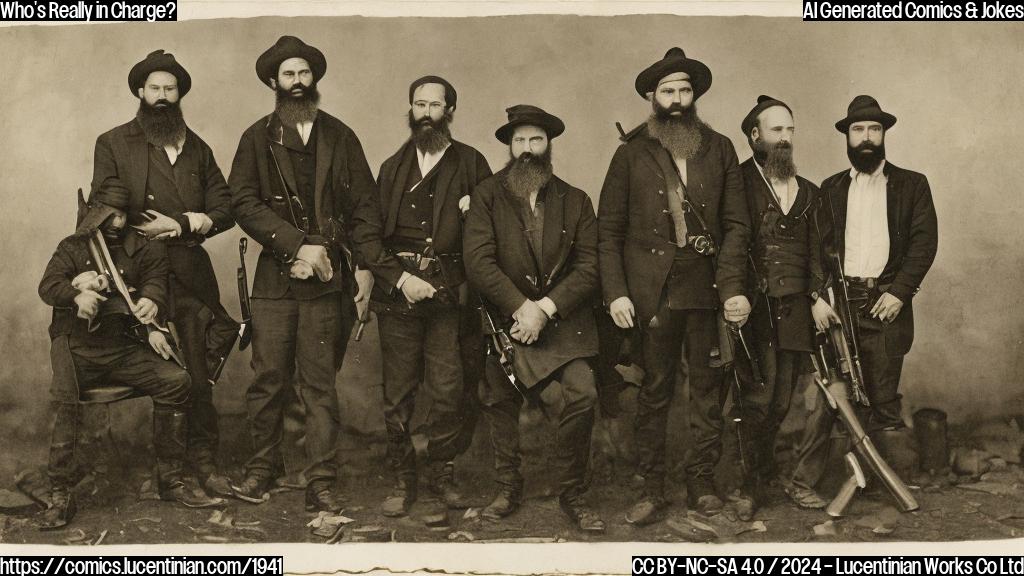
[{"xmin": 2, "ymin": 386, "xmax": 1023, "ymax": 546}]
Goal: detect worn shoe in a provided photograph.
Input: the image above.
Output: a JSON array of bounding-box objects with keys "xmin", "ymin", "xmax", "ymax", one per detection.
[
  {"xmin": 560, "ymin": 495, "xmax": 606, "ymax": 533},
  {"xmin": 481, "ymin": 488, "xmax": 521, "ymax": 521},
  {"xmin": 625, "ymin": 494, "xmax": 669, "ymax": 525},
  {"xmin": 305, "ymin": 485, "xmax": 345, "ymax": 513},
  {"xmin": 37, "ymin": 488, "xmax": 76, "ymax": 531},
  {"xmin": 231, "ymin": 471, "xmax": 274, "ymax": 504},
  {"xmin": 730, "ymin": 490, "xmax": 756, "ymax": 522},
  {"xmin": 429, "ymin": 462, "xmax": 469, "ymax": 509},
  {"xmin": 784, "ymin": 485, "xmax": 828, "ymax": 509},
  {"xmin": 687, "ymin": 477, "xmax": 723, "ymax": 516},
  {"xmin": 381, "ymin": 479, "xmax": 417, "ymax": 517},
  {"xmin": 161, "ymin": 479, "xmax": 225, "ymax": 508},
  {"xmin": 202, "ymin": 471, "xmax": 234, "ymax": 499}
]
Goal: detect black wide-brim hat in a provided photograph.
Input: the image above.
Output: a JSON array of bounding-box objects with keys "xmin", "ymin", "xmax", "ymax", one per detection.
[
  {"xmin": 635, "ymin": 47, "xmax": 712, "ymax": 99},
  {"xmin": 128, "ymin": 50, "xmax": 191, "ymax": 98},
  {"xmin": 835, "ymin": 95, "xmax": 897, "ymax": 133},
  {"xmin": 256, "ymin": 35, "xmax": 327, "ymax": 88},
  {"xmin": 75, "ymin": 186, "xmax": 128, "ymax": 237},
  {"xmin": 494, "ymin": 104, "xmax": 565, "ymax": 144},
  {"xmin": 741, "ymin": 95, "xmax": 793, "ymax": 137}
]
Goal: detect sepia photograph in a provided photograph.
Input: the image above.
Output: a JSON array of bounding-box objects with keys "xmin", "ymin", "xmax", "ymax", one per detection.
[{"xmin": 0, "ymin": 1, "xmax": 1022, "ymax": 573}]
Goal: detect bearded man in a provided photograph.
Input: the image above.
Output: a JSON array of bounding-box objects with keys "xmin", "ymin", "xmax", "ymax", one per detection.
[
  {"xmin": 89, "ymin": 49, "xmax": 238, "ymax": 501},
  {"xmin": 788, "ymin": 95, "xmax": 938, "ymax": 506},
  {"xmin": 353, "ymin": 76, "xmax": 491, "ymax": 519},
  {"xmin": 463, "ymin": 105, "xmax": 605, "ymax": 533},
  {"xmin": 597, "ymin": 48, "xmax": 752, "ymax": 524},
  {"xmin": 732, "ymin": 96, "xmax": 836, "ymax": 517},
  {"xmin": 228, "ymin": 36, "xmax": 377, "ymax": 512}
]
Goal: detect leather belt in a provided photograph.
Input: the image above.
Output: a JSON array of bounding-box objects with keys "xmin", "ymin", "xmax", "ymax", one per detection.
[{"xmin": 845, "ymin": 276, "xmax": 878, "ymax": 289}]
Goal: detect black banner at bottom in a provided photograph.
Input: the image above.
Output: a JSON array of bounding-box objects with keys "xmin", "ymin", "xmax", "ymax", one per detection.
[
  {"xmin": 0, "ymin": 556, "xmax": 282, "ymax": 576},
  {"xmin": 633, "ymin": 556, "xmax": 1024, "ymax": 576}
]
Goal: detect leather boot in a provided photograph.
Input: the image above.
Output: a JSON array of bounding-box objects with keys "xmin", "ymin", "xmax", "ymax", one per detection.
[
  {"xmin": 560, "ymin": 493, "xmax": 605, "ymax": 533},
  {"xmin": 380, "ymin": 474, "xmax": 417, "ymax": 517},
  {"xmin": 429, "ymin": 460, "xmax": 468, "ymax": 509},
  {"xmin": 306, "ymin": 480, "xmax": 346, "ymax": 513},
  {"xmin": 37, "ymin": 485, "xmax": 76, "ymax": 531},
  {"xmin": 481, "ymin": 485, "xmax": 521, "ymax": 520},
  {"xmin": 686, "ymin": 475, "xmax": 724, "ymax": 516},
  {"xmin": 231, "ymin": 470, "xmax": 275, "ymax": 504},
  {"xmin": 154, "ymin": 409, "xmax": 223, "ymax": 508}
]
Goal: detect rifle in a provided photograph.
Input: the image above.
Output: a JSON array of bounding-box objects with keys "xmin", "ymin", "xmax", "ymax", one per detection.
[
  {"xmin": 87, "ymin": 229, "xmax": 186, "ymax": 368},
  {"xmin": 809, "ymin": 328, "xmax": 919, "ymax": 515},
  {"xmin": 205, "ymin": 238, "xmax": 252, "ymax": 385},
  {"xmin": 479, "ymin": 301, "xmax": 528, "ymax": 400}
]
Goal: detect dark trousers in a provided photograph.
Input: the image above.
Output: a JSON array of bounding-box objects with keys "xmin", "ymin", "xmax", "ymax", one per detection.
[
  {"xmin": 791, "ymin": 314, "xmax": 905, "ymax": 490},
  {"xmin": 480, "ymin": 358, "xmax": 597, "ymax": 499},
  {"xmin": 378, "ymin": 306, "xmax": 463, "ymax": 478},
  {"xmin": 634, "ymin": 307, "xmax": 725, "ymax": 495},
  {"xmin": 246, "ymin": 294, "xmax": 342, "ymax": 485},
  {"xmin": 454, "ymin": 303, "xmax": 484, "ymax": 457},
  {"xmin": 172, "ymin": 288, "xmax": 238, "ymax": 472},
  {"xmin": 50, "ymin": 340, "xmax": 191, "ymax": 488},
  {"xmin": 734, "ymin": 344, "xmax": 803, "ymax": 484}
]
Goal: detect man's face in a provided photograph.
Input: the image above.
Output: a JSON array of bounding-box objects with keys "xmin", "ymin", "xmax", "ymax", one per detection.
[
  {"xmin": 510, "ymin": 125, "xmax": 549, "ymax": 159},
  {"xmin": 847, "ymin": 121, "xmax": 884, "ymax": 148},
  {"xmin": 272, "ymin": 57, "xmax": 314, "ymax": 94},
  {"xmin": 138, "ymin": 71, "xmax": 179, "ymax": 107},
  {"xmin": 411, "ymin": 83, "xmax": 449, "ymax": 124},
  {"xmin": 652, "ymin": 78, "xmax": 694, "ymax": 115},
  {"xmin": 753, "ymin": 106, "xmax": 795, "ymax": 147},
  {"xmin": 101, "ymin": 209, "xmax": 127, "ymax": 238}
]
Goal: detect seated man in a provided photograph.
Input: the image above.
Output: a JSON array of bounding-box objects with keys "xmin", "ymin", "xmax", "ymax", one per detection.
[
  {"xmin": 463, "ymin": 105, "xmax": 604, "ymax": 533},
  {"xmin": 36, "ymin": 186, "xmax": 219, "ymax": 530}
]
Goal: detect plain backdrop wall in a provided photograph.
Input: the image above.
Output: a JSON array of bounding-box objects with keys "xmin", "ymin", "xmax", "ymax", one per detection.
[{"xmin": 1, "ymin": 16, "xmax": 1022, "ymax": 444}]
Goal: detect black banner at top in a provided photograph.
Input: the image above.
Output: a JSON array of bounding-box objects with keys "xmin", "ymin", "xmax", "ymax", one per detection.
[
  {"xmin": 803, "ymin": 0, "xmax": 1024, "ymax": 20},
  {"xmin": 0, "ymin": 0, "xmax": 178, "ymax": 22}
]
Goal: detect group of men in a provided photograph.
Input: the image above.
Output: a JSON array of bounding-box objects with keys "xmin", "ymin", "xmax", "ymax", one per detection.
[{"xmin": 37, "ymin": 38, "xmax": 938, "ymax": 533}]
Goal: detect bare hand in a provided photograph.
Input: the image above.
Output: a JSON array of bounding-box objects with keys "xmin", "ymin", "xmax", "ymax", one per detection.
[
  {"xmin": 289, "ymin": 260, "xmax": 315, "ymax": 280},
  {"xmin": 401, "ymin": 275, "xmax": 436, "ymax": 303},
  {"xmin": 132, "ymin": 209, "xmax": 182, "ymax": 238},
  {"xmin": 513, "ymin": 299, "xmax": 548, "ymax": 336},
  {"xmin": 609, "ymin": 296, "xmax": 635, "ymax": 329},
  {"xmin": 723, "ymin": 295, "xmax": 752, "ymax": 326},
  {"xmin": 74, "ymin": 289, "xmax": 107, "ymax": 320},
  {"xmin": 510, "ymin": 321, "xmax": 541, "ymax": 345},
  {"xmin": 71, "ymin": 271, "xmax": 108, "ymax": 292},
  {"xmin": 148, "ymin": 330, "xmax": 174, "ymax": 360},
  {"xmin": 185, "ymin": 212, "xmax": 214, "ymax": 235},
  {"xmin": 870, "ymin": 292, "xmax": 903, "ymax": 323},
  {"xmin": 132, "ymin": 297, "xmax": 158, "ymax": 324},
  {"xmin": 296, "ymin": 244, "xmax": 333, "ymax": 282},
  {"xmin": 811, "ymin": 298, "xmax": 841, "ymax": 332}
]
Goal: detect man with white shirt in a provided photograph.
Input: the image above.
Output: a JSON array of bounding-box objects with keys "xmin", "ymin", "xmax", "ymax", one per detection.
[
  {"xmin": 788, "ymin": 95, "xmax": 938, "ymax": 505},
  {"xmin": 735, "ymin": 96, "xmax": 836, "ymax": 516},
  {"xmin": 354, "ymin": 76, "xmax": 491, "ymax": 519},
  {"xmin": 228, "ymin": 36, "xmax": 377, "ymax": 512},
  {"xmin": 90, "ymin": 49, "xmax": 238, "ymax": 503}
]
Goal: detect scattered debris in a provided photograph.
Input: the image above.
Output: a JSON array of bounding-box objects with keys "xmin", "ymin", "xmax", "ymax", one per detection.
[
  {"xmin": 957, "ymin": 482, "xmax": 1020, "ymax": 497},
  {"xmin": 666, "ymin": 517, "xmax": 718, "ymax": 543},
  {"xmin": 872, "ymin": 525, "xmax": 894, "ymax": 535},
  {"xmin": 463, "ymin": 508, "xmax": 479, "ymax": 520},
  {"xmin": 138, "ymin": 480, "xmax": 160, "ymax": 501},
  {"xmin": 423, "ymin": 512, "xmax": 449, "ymax": 528},
  {"xmin": 350, "ymin": 525, "xmax": 393, "ymax": 542},
  {"xmin": 306, "ymin": 511, "xmax": 354, "ymax": 539},
  {"xmin": 735, "ymin": 520, "xmax": 767, "ymax": 536},
  {"xmin": 448, "ymin": 530, "xmax": 475, "ymax": 542},
  {"xmin": 93, "ymin": 529, "xmax": 108, "ymax": 545},
  {"xmin": 208, "ymin": 509, "xmax": 235, "ymax": 529},
  {"xmin": 989, "ymin": 458, "xmax": 1009, "ymax": 471},
  {"xmin": 201, "ymin": 535, "xmax": 231, "ymax": 543},
  {"xmin": 0, "ymin": 489, "xmax": 40, "ymax": 515},
  {"xmin": 234, "ymin": 520, "xmax": 261, "ymax": 528},
  {"xmin": 130, "ymin": 517, "xmax": 162, "ymax": 524},
  {"xmin": 813, "ymin": 520, "xmax": 837, "ymax": 537},
  {"xmin": 951, "ymin": 448, "xmax": 994, "ymax": 477},
  {"xmin": 64, "ymin": 529, "xmax": 89, "ymax": 545},
  {"xmin": 474, "ymin": 537, "xmax": 563, "ymax": 543}
]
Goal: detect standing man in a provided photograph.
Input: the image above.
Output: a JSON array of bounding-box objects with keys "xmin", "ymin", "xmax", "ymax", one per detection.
[
  {"xmin": 354, "ymin": 76, "xmax": 491, "ymax": 518},
  {"xmin": 598, "ymin": 48, "xmax": 752, "ymax": 524},
  {"xmin": 90, "ymin": 49, "xmax": 239, "ymax": 500},
  {"xmin": 733, "ymin": 96, "xmax": 837, "ymax": 517},
  {"xmin": 228, "ymin": 36, "xmax": 377, "ymax": 512},
  {"xmin": 464, "ymin": 105, "xmax": 605, "ymax": 533},
  {"xmin": 37, "ymin": 188, "xmax": 214, "ymax": 529},
  {"xmin": 789, "ymin": 96, "xmax": 938, "ymax": 505}
]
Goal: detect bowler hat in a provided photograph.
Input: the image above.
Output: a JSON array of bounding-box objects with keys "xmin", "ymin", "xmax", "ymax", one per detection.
[
  {"xmin": 128, "ymin": 50, "xmax": 191, "ymax": 98},
  {"xmin": 409, "ymin": 75, "xmax": 457, "ymax": 110},
  {"xmin": 635, "ymin": 47, "xmax": 712, "ymax": 99},
  {"xmin": 256, "ymin": 36, "xmax": 327, "ymax": 88},
  {"xmin": 835, "ymin": 95, "xmax": 897, "ymax": 133},
  {"xmin": 741, "ymin": 95, "xmax": 793, "ymax": 137},
  {"xmin": 494, "ymin": 104, "xmax": 565, "ymax": 144}
]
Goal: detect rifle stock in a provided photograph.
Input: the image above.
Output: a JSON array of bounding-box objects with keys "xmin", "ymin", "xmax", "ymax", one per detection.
[
  {"xmin": 237, "ymin": 238, "xmax": 252, "ymax": 350},
  {"xmin": 826, "ymin": 452, "xmax": 867, "ymax": 517}
]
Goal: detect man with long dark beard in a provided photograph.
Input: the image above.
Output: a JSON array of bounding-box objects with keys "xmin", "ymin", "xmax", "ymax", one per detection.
[
  {"xmin": 733, "ymin": 96, "xmax": 837, "ymax": 517},
  {"xmin": 228, "ymin": 36, "xmax": 377, "ymax": 512},
  {"xmin": 90, "ymin": 50, "xmax": 238, "ymax": 503},
  {"xmin": 788, "ymin": 95, "xmax": 937, "ymax": 505},
  {"xmin": 354, "ymin": 76, "xmax": 491, "ymax": 519},
  {"xmin": 463, "ymin": 105, "xmax": 604, "ymax": 533},
  {"xmin": 598, "ymin": 48, "xmax": 751, "ymax": 525}
]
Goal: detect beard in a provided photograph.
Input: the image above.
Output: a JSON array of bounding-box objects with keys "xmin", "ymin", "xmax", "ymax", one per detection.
[
  {"xmin": 136, "ymin": 99, "xmax": 186, "ymax": 147},
  {"xmin": 754, "ymin": 139, "xmax": 797, "ymax": 181},
  {"xmin": 407, "ymin": 109, "xmax": 453, "ymax": 154},
  {"xmin": 646, "ymin": 100, "xmax": 705, "ymax": 160},
  {"xmin": 503, "ymin": 147, "xmax": 553, "ymax": 198},
  {"xmin": 847, "ymin": 140, "xmax": 886, "ymax": 174},
  {"xmin": 275, "ymin": 81, "xmax": 320, "ymax": 126}
]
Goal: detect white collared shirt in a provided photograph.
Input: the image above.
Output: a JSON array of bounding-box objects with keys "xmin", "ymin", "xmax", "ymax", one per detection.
[
  {"xmin": 296, "ymin": 120, "xmax": 313, "ymax": 146},
  {"xmin": 844, "ymin": 160, "xmax": 889, "ymax": 278},
  {"xmin": 163, "ymin": 137, "xmax": 185, "ymax": 166},
  {"xmin": 754, "ymin": 161, "xmax": 798, "ymax": 215},
  {"xmin": 412, "ymin": 142, "xmax": 450, "ymax": 191}
]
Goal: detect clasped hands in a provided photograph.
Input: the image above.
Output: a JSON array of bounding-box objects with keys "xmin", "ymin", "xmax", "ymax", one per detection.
[{"xmin": 510, "ymin": 299, "xmax": 549, "ymax": 345}]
